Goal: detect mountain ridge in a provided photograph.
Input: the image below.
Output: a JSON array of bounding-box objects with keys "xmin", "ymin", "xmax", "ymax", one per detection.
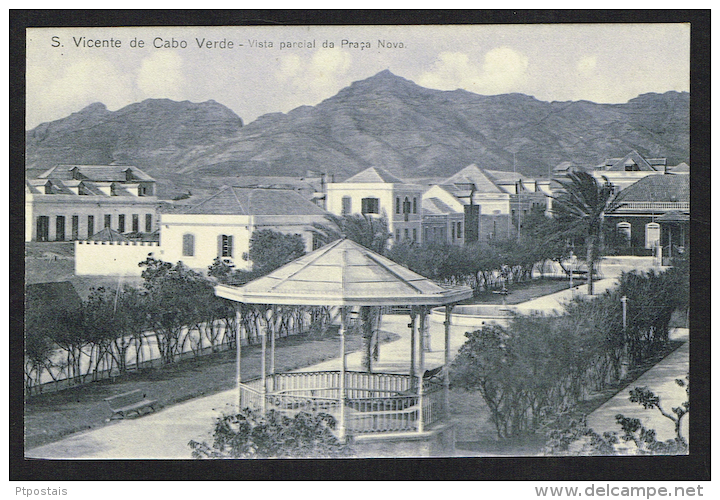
[{"xmin": 26, "ymin": 71, "xmax": 689, "ymax": 193}]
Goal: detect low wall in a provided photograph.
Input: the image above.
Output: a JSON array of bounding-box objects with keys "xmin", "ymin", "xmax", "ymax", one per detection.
[
  {"xmin": 430, "ymin": 304, "xmax": 514, "ymax": 328},
  {"xmin": 75, "ymin": 240, "xmax": 161, "ymax": 276}
]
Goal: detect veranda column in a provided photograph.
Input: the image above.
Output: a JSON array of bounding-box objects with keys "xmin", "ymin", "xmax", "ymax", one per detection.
[
  {"xmin": 444, "ymin": 305, "xmax": 453, "ymax": 419},
  {"xmin": 417, "ymin": 306, "xmax": 426, "ymax": 433},
  {"xmin": 235, "ymin": 303, "xmax": 243, "ymax": 408},
  {"xmin": 338, "ymin": 306, "xmax": 348, "ymax": 441}
]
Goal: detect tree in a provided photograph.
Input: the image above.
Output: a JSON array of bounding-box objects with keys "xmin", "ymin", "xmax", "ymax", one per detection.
[
  {"xmin": 248, "ymin": 229, "xmax": 306, "ymax": 275},
  {"xmin": 139, "ymin": 257, "xmax": 213, "ymax": 365},
  {"xmin": 311, "ymin": 213, "xmax": 392, "ymax": 255},
  {"xmin": 551, "ymin": 171, "xmax": 620, "ymax": 295}
]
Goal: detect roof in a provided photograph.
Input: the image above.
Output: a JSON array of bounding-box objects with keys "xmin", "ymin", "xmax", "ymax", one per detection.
[
  {"xmin": 669, "ymin": 162, "xmax": 690, "ymax": 173},
  {"xmin": 484, "ymin": 169, "xmax": 530, "ymax": 184},
  {"xmin": 215, "ymin": 238, "xmax": 473, "ymax": 306},
  {"xmin": 442, "ymin": 164, "xmax": 504, "ymax": 193},
  {"xmin": 423, "ymin": 197, "xmax": 458, "ymax": 215},
  {"xmin": 89, "ymin": 227, "xmax": 131, "ymax": 242},
  {"xmin": 342, "ymin": 167, "xmax": 406, "ymax": 184},
  {"xmin": 600, "ymin": 151, "xmax": 660, "ymax": 172},
  {"xmin": 613, "ymin": 174, "xmax": 689, "ymax": 203},
  {"xmin": 182, "ymin": 186, "xmax": 328, "ymax": 216},
  {"xmin": 25, "ymin": 281, "xmax": 82, "ymax": 312},
  {"xmin": 38, "ymin": 165, "xmax": 155, "ymax": 182},
  {"xmin": 655, "ymin": 211, "xmax": 690, "ymax": 223}
]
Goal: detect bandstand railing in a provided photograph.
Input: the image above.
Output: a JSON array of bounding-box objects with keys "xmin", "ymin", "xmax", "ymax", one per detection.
[{"xmin": 238, "ymin": 370, "xmax": 446, "ymax": 435}]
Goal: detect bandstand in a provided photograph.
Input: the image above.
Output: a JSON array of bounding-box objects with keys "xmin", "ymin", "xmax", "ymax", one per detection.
[{"xmin": 215, "ymin": 238, "xmax": 472, "ymax": 455}]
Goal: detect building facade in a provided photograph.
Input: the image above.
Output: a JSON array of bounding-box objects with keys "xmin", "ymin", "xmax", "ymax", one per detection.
[
  {"xmin": 422, "ymin": 164, "xmax": 546, "ymax": 243},
  {"xmin": 160, "ymin": 186, "xmax": 330, "ymax": 271},
  {"xmin": 606, "ymin": 174, "xmax": 690, "ymax": 253},
  {"xmin": 26, "ymin": 165, "xmax": 159, "ymax": 242},
  {"xmin": 325, "ymin": 167, "xmax": 424, "ymax": 244}
]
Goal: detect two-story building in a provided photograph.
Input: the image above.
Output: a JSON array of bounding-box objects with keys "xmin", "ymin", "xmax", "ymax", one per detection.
[
  {"xmin": 25, "ymin": 164, "xmax": 160, "ymax": 242},
  {"xmin": 325, "ymin": 167, "xmax": 424, "ymax": 244},
  {"xmin": 422, "ymin": 164, "xmax": 546, "ymax": 243}
]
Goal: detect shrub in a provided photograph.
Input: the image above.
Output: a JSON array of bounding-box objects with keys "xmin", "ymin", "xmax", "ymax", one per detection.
[{"xmin": 188, "ymin": 408, "xmax": 352, "ymax": 458}]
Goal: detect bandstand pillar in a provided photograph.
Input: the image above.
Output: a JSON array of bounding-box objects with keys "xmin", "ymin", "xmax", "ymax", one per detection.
[
  {"xmin": 409, "ymin": 309, "xmax": 417, "ymax": 386},
  {"xmin": 258, "ymin": 312, "xmax": 267, "ymax": 414},
  {"xmin": 417, "ymin": 306, "xmax": 426, "ymax": 433},
  {"xmin": 338, "ymin": 307, "xmax": 348, "ymax": 441},
  {"xmin": 235, "ymin": 303, "xmax": 243, "ymax": 409},
  {"xmin": 444, "ymin": 305, "xmax": 454, "ymax": 419},
  {"xmin": 267, "ymin": 308, "xmax": 276, "ymax": 390}
]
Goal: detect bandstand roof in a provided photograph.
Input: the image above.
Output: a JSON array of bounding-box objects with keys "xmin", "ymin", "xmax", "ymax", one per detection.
[{"xmin": 215, "ymin": 238, "xmax": 473, "ymax": 307}]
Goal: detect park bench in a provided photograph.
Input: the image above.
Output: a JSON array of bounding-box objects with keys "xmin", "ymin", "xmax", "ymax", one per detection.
[{"xmin": 104, "ymin": 389, "xmax": 157, "ymax": 419}]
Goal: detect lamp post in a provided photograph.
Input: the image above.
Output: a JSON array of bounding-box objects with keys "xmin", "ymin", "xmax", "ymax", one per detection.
[{"xmin": 621, "ymin": 295, "xmax": 629, "ymax": 377}]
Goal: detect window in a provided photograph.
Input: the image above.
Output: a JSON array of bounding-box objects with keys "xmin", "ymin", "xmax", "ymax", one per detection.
[
  {"xmin": 404, "ymin": 228, "xmax": 409, "ymax": 240},
  {"xmin": 87, "ymin": 215, "xmax": 94, "ymax": 238},
  {"xmin": 396, "ymin": 197, "xmax": 401, "ymax": 214},
  {"xmin": 145, "ymin": 214, "xmax": 153, "ymax": 232},
  {"xmin": 413, "ymin": 228, "xmax": 417, "ymax": 242},
  {"xmin": 71, "ymin": 215, "xmax": 79, "ymax": 240},
  {"xmin": 645, "ymin": 223, "xmax": 660, "ymax": 249},
  {"xmin": 395, "ymin": 229, "xmax": 401, "ymax": 241},
  {"xmin": 403, "ymin": 197, "xmax": 411, "ymax": 221},
  {"xmin": 182, "ymin": 234, "xmax": 195, "ymax": 257},
  {"xmin": 361, "ymin": 197, "xmax": 379, "ymax": 214},
  {"xmin": 118, "ymin": 214, "xmax": 126, "ymax": 233},
  {"xmin": 457, "ymin": 222, "xmax": 462, "ymax": 238},
  {"xmin": 132, "ymin": 214, "xmax": 139, "ymax": 233},
  {"xmin": 56, "ymin": 216, "xmax": 65, "ymax": 241},
  {"xmin": 341, "ymin": 196, "xmax": 352, "ymax": 215},
  {"xmin": 451, "ymin": 223, "xmax": 455, "ymax": 240},
  {"xmin": 36, "ymin": 216, "xmax": 49, "ymax": 242},
  {"xmin": 617, "ymin": 222, "xmax": 632, "ymax": 243},
  {"xmin": 413, "ymin": 197, "xmax": 417, "ymax": 214},
  {"xmin": 104, "ymin": 214, "xmax": 112, "ymax": 228},
  {"xmin": 312, "ymin": 233, "xmax": 322, "ymax": 250},
  {"xmin": 220, "ymin": 235, "xmax": 234, "ymax": 258}
]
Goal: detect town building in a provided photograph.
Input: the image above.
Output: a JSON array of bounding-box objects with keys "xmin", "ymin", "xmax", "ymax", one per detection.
[
  {"xmin": 422, "ymin": 164, "xmax": 546, "ymax": 243},
  {"xmin": 606, "ymin": 173, "xmax": 689, "ymax": 258},
  {"xmin": 159, "ymin": 186, "xmax": 330, "ymax": 271},
  {"xmin": 325, "ymin": 167, "xmax": 424, "ymax": 244},
  {"xmin": 592, "ymin": 150, "xmax": 672, "ymax": 192},
  {"xmin": 25, "ymin": 164, "xmax": 160, "ymax": 242}
]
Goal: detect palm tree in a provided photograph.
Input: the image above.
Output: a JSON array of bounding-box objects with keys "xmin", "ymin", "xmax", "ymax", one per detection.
[
  {"xmin": 551, "ymin": 171, "xmax": 620, "ymax": 295},
  {"xmin": 310, "ymin": 213, "xmax": 392, "ymax": 255}
]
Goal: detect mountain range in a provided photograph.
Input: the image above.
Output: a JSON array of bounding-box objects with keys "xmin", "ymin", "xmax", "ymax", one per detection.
[{"xmin": 26, "ymin": 70, "xmax": 689, "ymax": 197}]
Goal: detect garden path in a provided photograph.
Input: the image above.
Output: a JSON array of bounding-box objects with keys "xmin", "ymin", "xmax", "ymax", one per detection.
[{"xmin": 26, "ymin": 257, "xmax": 681, "ymax": 459}]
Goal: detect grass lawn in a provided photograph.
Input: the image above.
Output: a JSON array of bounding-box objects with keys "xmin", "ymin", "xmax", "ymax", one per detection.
[{"xmin": 24, "ymin": 329, "xmax": 398, "ymax": 450}]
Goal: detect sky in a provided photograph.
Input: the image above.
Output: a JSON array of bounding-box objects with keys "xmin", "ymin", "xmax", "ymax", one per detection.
[{"xmin": 25, "ymin": 24, "xmax": 690, "ymax": 130}]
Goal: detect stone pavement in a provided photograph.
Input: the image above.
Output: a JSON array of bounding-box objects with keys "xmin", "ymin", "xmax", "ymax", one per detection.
[
  {"xmin": 26, "ymin": 256, "xmax": 683, "ymax": 459},
  {"xmin": 586, "ymin": 328, "xmax": 689, "ymax": 446}
]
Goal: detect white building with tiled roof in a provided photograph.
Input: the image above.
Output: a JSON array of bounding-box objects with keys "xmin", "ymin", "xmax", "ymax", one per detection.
[
  {"xmin": 325, "ymin": 167, "xmax": 424, "ymax": 244},
  {"xmin": 159, "ymin": 186, "xmax": 330, "ymax": 271},
  {"xmin": 25, "ymin": 164, "xmax": 159, "ymax": 242}
]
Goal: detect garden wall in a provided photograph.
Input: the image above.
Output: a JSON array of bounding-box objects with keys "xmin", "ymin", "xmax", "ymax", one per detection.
[{"xmin": 75, "ymin": 240, "xmax": 161, "ymax": 276}]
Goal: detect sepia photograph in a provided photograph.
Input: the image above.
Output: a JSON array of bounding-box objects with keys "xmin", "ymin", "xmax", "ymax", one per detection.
[{"xmin": 12, "ymin": 10, "xmax": 709, "ymax": 482}]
